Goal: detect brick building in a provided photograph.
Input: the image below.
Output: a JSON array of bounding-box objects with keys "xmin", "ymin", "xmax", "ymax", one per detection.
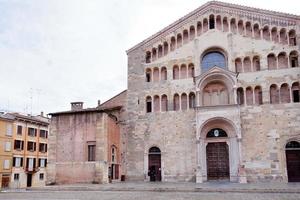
[
  {"xmin": 125, "ymin": 1, "xmax": 300, "ymax": 183},
  {"xmin": 47, "ymin": 91, "xmax": 126, "ymax": 184}
]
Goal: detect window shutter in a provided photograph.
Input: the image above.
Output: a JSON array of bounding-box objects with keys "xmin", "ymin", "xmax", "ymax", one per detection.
[
  {"xmin": 45, "ymin": 159, "xmax": 47, "ymax": 167},
  {"xmin": 21, "ymin": 141, "xmax": 24, "ymax": 150},
  {"xmin": 13, "ymin": 157, "xmax": 16, "ymax": 167},
  {"xmin": 38, "ymin": 159, "xmax": 41, "ymax": 167},
  {"xmin": 20, "ymin": 158, "xmax": 23, "ymax": 167},
  {"xmin": 45, "ymin": 144, "xmax": 48, "ymax": 152}
]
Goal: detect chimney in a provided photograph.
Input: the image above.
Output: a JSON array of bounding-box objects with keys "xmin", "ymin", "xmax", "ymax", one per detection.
[
  {"xmin": 40, "ymin": 111, "xmax": 44, "ymax": 117},
  {"xmin": 98, "ymin": 100, "xmax": 101, "ymax": 106},
  {"xmin": 71, "ymin": 102, "xmax": 84, "ymax": 111}
]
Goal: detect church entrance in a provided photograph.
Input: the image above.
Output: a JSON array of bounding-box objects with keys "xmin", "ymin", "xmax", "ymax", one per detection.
[
  {"xmin": 206, "ymin": 142, "xmax": 230, "ymax": 180},
  {"xmin": 286, "ymin": 141, "xmax": 300, "ymax": 182},
  {"xmin": 148, "ymin": 147, "xmax": 161, "ymax": 182},
  {"xmin": 206, "ymin": 128, "xmax": 230, "ymax": 180}
]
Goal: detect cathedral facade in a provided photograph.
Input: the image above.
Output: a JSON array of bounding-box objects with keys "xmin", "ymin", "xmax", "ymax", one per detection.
[{"xmin": 125, "ymin": 1, "xmax": 300, "ymax": 183}]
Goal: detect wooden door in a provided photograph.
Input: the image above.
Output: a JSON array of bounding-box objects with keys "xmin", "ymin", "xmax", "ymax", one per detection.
[
  {"xmin": 206, "ymin": 142, "xmax": 229, "ymax": 180},
  {"xmin": 148, "ymin": 154, "xmax": 161, "ymax": 181},
  {"xmin": 1, "ymin": 176, "xmax": 9, "ymax": 188},
  {"xmin": 286, "ymin": 150, "xmax": 300, "ymax": 182}
]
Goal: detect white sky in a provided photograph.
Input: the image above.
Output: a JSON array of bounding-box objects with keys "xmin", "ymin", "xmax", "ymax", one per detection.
[{"xmin": 0, "ymin": 0, "xmax": 298, "ymax": 115}]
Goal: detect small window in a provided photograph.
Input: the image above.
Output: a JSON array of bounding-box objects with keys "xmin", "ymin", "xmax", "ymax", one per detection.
[
  {"xmin": 6, "ymin": 124, "xmax": 12, "ymax": 136},
  {"xmin": 4, "ymin": 141, "xmax": 11, "ymax": 152},
  {"xmin": 28, "ymin": 128, "xmax": 37, "ymax": 137},
  {"xmin": 14, "ymin": 173, "xmax": 19, "ymax": 181},
  {"xmin": 39, "ymin": 143, "xmax": 47, "ymax": 153},
  {"xmin": 111, "ymin": 146, "xmax": 117, "ymax": 163},
  {"xmin": 14, "ymin": 140, "xmax": 24, "ymax": 150},
  {"xmin": 13, "ymin": 157, "xmax": 23, "ymax": 167},
  {"xmin": 292, "ymin": 82, "xmax": 300, "ymax": 103},
  {"xmin": 17, "ymin": 125, "xmax": 22, "ymax": 135},
  {"xmin": 88, "ymin": 145, "xmax": 96, "ymax": 161},
  {"xmin": 207, "ymin": 128, "xmax": 228, "ymax": 138},
  {"xmin": 209, "ymin": 15, "xmax": 215, "ymax": 29},
  {"xmin": 3, "ymin": 160, "xmax": 10, "ymax": 169},
  {"xmin": 27, "ymin": 141, "xmax": 36, "ymax": 152},
  {"xmin": 39, "ymin": 130, "xmax": 48, "ymax": 138},
  {"xmin": 146, "ymin": 96, "xmax": 152, "ymax": 113},
  {"xmin": 39, "ymin": 173, "xmax": 44, "ymax": 180},
  {"xmin": 38, "ymin": 158, "xmax": 47, "ymax": 168}
]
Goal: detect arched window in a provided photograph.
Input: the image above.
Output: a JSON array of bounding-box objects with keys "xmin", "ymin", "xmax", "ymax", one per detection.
[
  {"xmin": 267, "ymin": 54, "xmax": 277, "ymax": 70},
  {"xmin": 201, "ymin": 51, "xmax": 226, "ymax": 72},
  {"xmin": 263, "ymin": 26, "xmax": 270, "ymax": 40},
  {"xmin": 146, "ymin": 51, "xmax": 151, "ymax": 63},
  {"xmin": 280, "ymin": 28, "xmax": 288, "ymax": 45},
  {"xmin": 203, "ymin": 18, "xmax": 208, "ymax": 32},
  {"xmin": 152, "ymin": 48, "xmax": 157, "ymax": 61},
  {"xmin": 271, "ymin": 27, "xmax": 279, "ymax": 42},
  {"xmin": 237, "ymin": 87, "xmax": 244, "ymax": 105},
  {"xmin": 253, "ymin": 24, "xmax": 260, "ymax": 39},
  {"xmin": 235, "ymin": 58, "xmax": 242, "ymax": 73},
  {"xmin": 243, "ymin": 57, "xmax": 251, "ymax": 72},
  {"xmin": 238, "ymin": 20, "xmax": 244, "ymax": 35},
  {"xmin": 161, "ymin": 95, "xmax": 168, "ymax": 112},
  {"xmin": 158, "ymin": 45, "xmax": 163, "ymax": 58},
  {"xmin": 290, "ymin": 51, "xmax": 299, "ymax": 68},
  {"xmin": 183, "ymin": 29, "xmax": 189, "ymax": 44},
  {"xmin": 230, "ymin": 18, "xmax": 237, "ymax": 33},
  {"xmin": 111, "ymin": 146, "xmax": 117, "ymax": 163},
  {"xmin": 161, "ymin": 67, "xmax": 167, "ymax": 81},
  {"xmin": 190, "ymin": 26, "xmax": 195, "ymax": 40},
  {"xmin": 197, "ymin": 22, "xmax": 202, "ymax": 36},
  {"xmin": 223, "ymin": 17, "xmax": 229, "ymax": 32},
  {"xmin": 146, "ymin": 96, "xmax": 152, "ymax": 113},
  {"xmin": 270, "ymin": 84, "xmax": 279, "ymax": 104},
  {"xmin": 253, "ymin": 56, "xmax": 260, "ymax": 71},
  {"xmin": 278, "ymin": 52, "xmax": 288, "ymax": 69},
  {"xmin": 163, "ymin": 42, "xmax": 168, "ymax": 56},
  {"xmin": 153, "ymin": 67, "xmax": 159, "ymax": 82},
  {"xmin": 245, "ymin": 22, "xmax": 252, "ymax": 37},
  {"xmin": 292, "ymin": 82, "xmax": 300, "ymax": 103},
  {"xmin": 216, "ymin": 15, "xmax": 222, "ymax": 30},
  {"xmin": 180, "ymin": 64, "xmax": 187, "ymax": 79},
  {"xmin": 207, "ymin": 128, "xmax": 228, "ymax": 138},
  {"xmin": 154, "ymin": 95, "xmax": 160, "ymax": 112},
  {"xmin": 189, "ymin": 92, "xmax": 196, "ymax": 108},
  {"xmin": 170, "ymin": 37, "xmax": 176, "ymax": 51},
  {"xmin": 209, "ymin": 15, "xmax": 215, "ymax": 29},
  {"xmin": 173, "ymin": 94, "xmax": 180, "ymax": 111},
  {"xmin": 254, "ymin": 86, "xmax": 263, "ymax": 105},
  {"xmin": 145, "ymin": 68, "xmax": 151, "ymax": 82},
  {"xmin": 289, "ymin": 30, "xmax": 297, "ymax": 46},
  {"xmin": 246, "ymin": 87, "xmax": 253, "ymax": 105},
  {"xmin": 173, "ymin": 65, "xmax": 179, "ymax": 80},
  {"xmin": 188, "ymin": 63, "xmax": 194, "ymax": 78},
  {"xmin": 181, "ymin": 93, "xmax": 187, "ymax": 110},
  {"xmin": 177, "ymin": 34, "xmax": 182, "ymax": 48},
  {"xmin": 149, "ymin": 146, "xmax": 161, "ymax": 154},
  {"xmin": 280, "ymin": 83, "xmax": 290, "ymax": 103}
]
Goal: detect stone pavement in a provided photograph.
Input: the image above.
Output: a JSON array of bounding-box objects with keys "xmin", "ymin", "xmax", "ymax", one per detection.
[{"xmin": 10, "ymin": 181, "xmax": 300, "ymax": 193}]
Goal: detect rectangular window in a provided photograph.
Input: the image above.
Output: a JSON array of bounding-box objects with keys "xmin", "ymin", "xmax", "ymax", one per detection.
[
  {"xmin": 6, "ymin": 124, "xmax": 12, "ymax": 136},
  {"xmin": 146, "ymin": 101, "xmax": 152, "ymax": 113},
  {"xmin": 293, "ymin": 90, "xmax": 300, "ymax": 102},
  {"xmin": 39, "ymin": 143, "xmax": 47, "ymax": 153},
  {"xmin": 17, "ymin": 125, "xmax": 22, "ymax": 135},
  {"xmin": 4, "ymin": 141, "xmax": 11, "ymax": 152},
  {"xmin": 39, "ymin": 130, "xmax": 48, "ymax": 138},
  {"xmin": 26, "ymin": 158, "xmax": 36, "ymax": 171},
  {"xmin": 13, "ymin": 157, "xmax": 23, "ymax": 167},
  {"xmin": 27, "ymin": 141, "xmax": 36, "ymax": 152},
  {"xmin": 88, "ymin": 145, "xmax": 96, "ymax": 161},
  {"xmin": 28, "ymin": 127, "xmax": 37, "ymax": 137},
  {"xmin": 3, "ymin": 160, "xmax": 10, "ymax": 169},
  {"xmin": 14, "ymin": 173, "xmax": 19, "ymax": 181},
  {"xmin": 39, "ymin": 173, "xmax": 44, "ymax": 180},
  {"xmin": 14, "ymin": 140, "xmax": 24, "ymax": 150},
  {"xmin": 38, "ymin": 158, "xmax": 47, "ymax": 168}
]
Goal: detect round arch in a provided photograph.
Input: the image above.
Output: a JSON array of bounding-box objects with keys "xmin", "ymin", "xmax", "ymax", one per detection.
[{"xmin": 200, "ymin": 47, "xmax": 228, "ymax": 72}]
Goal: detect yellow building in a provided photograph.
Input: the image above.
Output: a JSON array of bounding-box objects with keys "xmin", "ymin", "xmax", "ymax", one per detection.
[
  {"xmin": 8, "ymin": 113, "xmax": 49, "ymax": 188},
  {"xmin": 0, "ymin": 114, "xmax": 14, "ymax": 188}
]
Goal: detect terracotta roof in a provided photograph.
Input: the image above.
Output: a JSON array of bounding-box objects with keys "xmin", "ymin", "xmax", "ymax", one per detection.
[
  {"xmin": 8, "ymin": 113, "xmax": 49, "ymax": 125},
  {"xmin": 126, "ymin": 1, "xmax": 300, "ymax": 53}
]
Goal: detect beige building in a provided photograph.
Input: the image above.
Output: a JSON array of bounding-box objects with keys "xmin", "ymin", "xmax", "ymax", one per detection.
[
  {"xmin": 0, "ymin": 114, "xmax": 14, "ymax": 188},
  {"xmin": 8, "ymin": 113, "xmax": 49, "ymax": 188},
  {"xmin": 125, "ymin": 1, "xmax": 300, "ymax": 183}
]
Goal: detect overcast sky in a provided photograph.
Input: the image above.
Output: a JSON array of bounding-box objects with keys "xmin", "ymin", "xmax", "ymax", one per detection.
[{"xmin": 0, "ymin": 0, "xmax": 298, "ymax": 115}]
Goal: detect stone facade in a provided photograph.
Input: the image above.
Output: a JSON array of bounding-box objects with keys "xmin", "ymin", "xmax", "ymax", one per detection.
[{"xmin": 125, "ymin": 1, "xmax": 300, "ymax": 183}]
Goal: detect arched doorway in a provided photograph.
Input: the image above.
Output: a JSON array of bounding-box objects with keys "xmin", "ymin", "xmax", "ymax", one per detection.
[
  {"xmin": 206, "ymin": 128, "xmax": 230, "ymax": 180},
  {"xmin": 286, "ymin": 141, "xmax": 300, "ymax": 182},
  {"xmin": 148, "ymin": 147, "xmax": 161, "ymax": 181}
]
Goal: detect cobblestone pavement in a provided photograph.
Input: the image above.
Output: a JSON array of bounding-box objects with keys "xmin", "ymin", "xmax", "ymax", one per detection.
[{"xmin": 0, "ymin": 191, "xmax": 300, "ymax": 200}]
